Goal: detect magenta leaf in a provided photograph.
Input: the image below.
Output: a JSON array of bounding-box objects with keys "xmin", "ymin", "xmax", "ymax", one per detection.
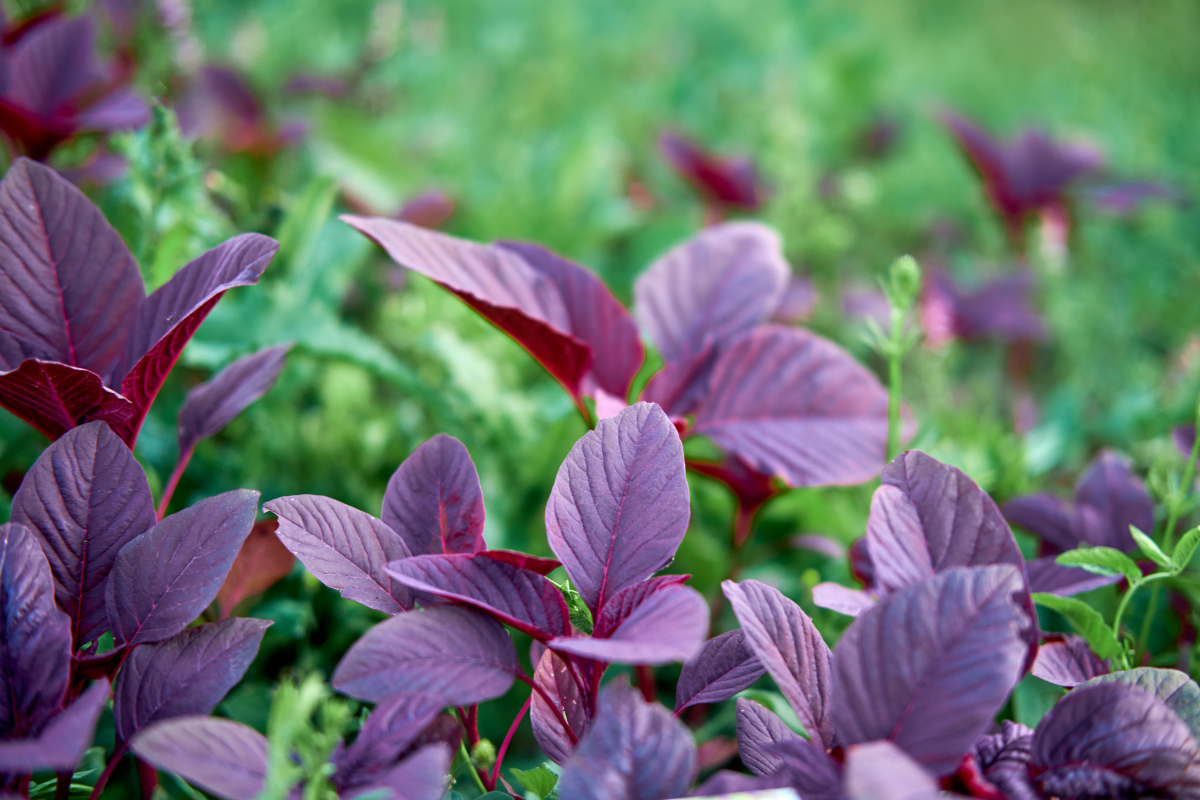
[
  {"xmin": 690, "ymin": 326, "xmax": 890, "ymax": 487},
  {"xmin": 106, "ymin": 489, "xmax": 259, "ymax": 647},
  {"xmin": 0, "ymin": 157, "xmax": 142, "ymax": 376},
  {"xmin": 5, "ymin": 16, "xmax": 102, "ymax": 117},
  {"xmin": 130, "ymin": 716, "xmax": 268, "ymax": 800},
  {"xmin": 734, "ymin": 698, "xmax": 803, "ymax": 777},
  {"xmin": 332, "ymin": 605, "xmax": 517, "ymax": 704},
  {"xmin": 0, "ymin": 523, "xmax": 71, "ymax": 738},
  {"xmin": 550, "ymin": 583, "xmax": 708, "ymax": 665},
  {"xmin": 657, "ymin": 131, "xmax": 765, "ymax": 212},
  {"xmin": 0, "ymin": 360, "xmax": 134, "ymax": 441},
  {"xmin": 11, "ymin": 421, "xmax": 155, "ymax": 645},
  {"xmin": 112, "ymin": 233, "xmax": 278, "ymax": 443},
  {"xmin": 112, "ymin": 617, "xmax": 272, "ymax": 742},
  {"xmin": 531, "ymin": 649, "xmax": 589, "ymax": 764},
  {"xmin": 385, "ymin": 552, "xmax": 569, "ymax": 640},
  {"xmin": 0, "ymin": 680, "xmax": 109, "ymax": 774},
  {"xmin": 1031, "ymin": 635, "xmax": 1109, "ymax": 688},
  {"xmin": 332, "ymin": 691, "xmax": 448, "ymax": 790},
  {"xmin": 675, "ymin": 630, "xmax": 766, "ymax": 713},
  {"xmin": 546, "ymin": 402, "xmax": 689, "ymax": 614},
  {"xmin": 831, "ymin": 565, "xmax": 1030, "ymax": 775},
  {"xmin": 722, "ymin": 578, "xmax": 834, "ymax": 747},
  {"xmin": 479, "ymin": 549, "xmax": 561, "ymax": 575},
  {"xmin": 1031, "ymin": 682, "xmax": 1199, "ymax": 799},
  {"xmin": 810, "ymin": 582, "xmax": 876, "ymax": 617},
  {"xmin": 381, "ymin": 434, "xmax": 486, "ymax": 556},
  {"xmin": 177, "ymin": 344, "xmax": 291, "ymax": 455},
  {"xmin": 590, "ymin": 575, "xmax": 690, "ymax": 638},
  {"xmin": 633, "ymin": 222, "xmax": 788, "ymax": 362},
  {"xmin": 265, "ymin": 494, "xmax": 413, "ymax": 614},
  {"xmin": 558, "ymin": 683, "xmax": 697, "ymax": 800},
  {"xmin": 843, "ymin": 741, "xmax": 942, "ymax": 800}
]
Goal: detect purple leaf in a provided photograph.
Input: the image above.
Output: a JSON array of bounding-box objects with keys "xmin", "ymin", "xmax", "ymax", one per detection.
[
  {"xmin": 769, "ymin": 737, "xmax": 846, "ymax": 800},
  {"xmin": 1081, "ymin": 667, "xmax": 1200, "ymax": 742},
  {"xmin": 734, "ymin": 698, "xmax": 803, "ymax": 777},
  {"xmin": 1031, "ymin": 635, "xmax": 1109, "ymax": 687},
  {"xmin": 771, "ymin": 275, "xmax": 817, "ymax": 324},
  {"xmin": 130, "ymin": 716, "xmax": 268, "ymax": 800},
  {"xmin": 723, "ymin": 578, "xmax": 834, "ymax": 747},
  {"xmin": 831, "ymin": 565, "xmax": 1030, "ymax": 775},
  {"xmin": 843, "ymin": 741, "xmax": 943, "ymax": 800},
  {"xmin": 559, "ymin": 683, "xmax": 697, "ymax": 800},
  {"xmin": 478, "ymin": 549, "xmax": 561, "ymax": 575},
  {"xmin": 690, "ymin": 326, "xmax": 891, "ymax": 487},
  {"xmin": 590, "ymin": 575, "xmax": 690, "ymax": 638},
  {"xmin": 546, "ymin": 402, "xmax": 689, "ymax": 614},
  {"xmin": 811, "ymin": 583, "xmax": 876, "ymax": 617},
  {"xmin": 381, "ymin": 434, "xmax": 485, "ymax": 556},
  {"xmin": 397, "ymin": 190, "xmax": 456, "ymax": 229},
  {"xmin": 177, "ymin": 344, "xmax": 291, "ymax": 455},
  {"xmin": 550, "ymin": 583, "xmax": 708, "ymax": 665},
  {"xmin": 690, "ymin": 770, "xmax": 791, "ymax": 795},
  {"xmin": 73, "ymin": 87, "xmax": 150, "ymax": 133},
  {"xmin": 657, "ymin": 131, "xmax": 766, "ymax": 212},
  {"xmin": 0, "ymin": 158, "xmax": 142, "ymax": 375},
  {"xmin": 346, "ymin": 744, "xmax": 451, "ymax": 800},
  {"xmin": 1174, "ymin": 426, "xmax": 1196, "ymax": 464},
  {"xmin": 1073, "ymin": 450, "xmax": 1152, "ymax": 552},
  {"xmin": 1025, "ymin": 555, "xmax": 1121, "ymax": 596},
  {"xmin": 332, "ymin": 605, "xmax": 517, "ymax": 704},
  {"xmin": 106, "ymin": 489, "xmax": 259, "ymax": 646},
  {"xmin": 1031, "ymin": 682, "xmax": 1199, "ymax": 799},
  {"xmin": 675, "ymin": 630, "xmax": 766, "ymax": 713},
  {"xmin": 385, "ymin": 552, "xmax": 569, "ymax": 640},
  {"xmin": 111, "ymin": 234, "xmax": 278, "ymax": 444},
  {"xmin": 639, "ymin": 343, "xmax": 719, "ymax": 418},
  {"xmin": 216, "ymin": 519, "xmax": 295, "ymax": 618},
  {"xmin": 972, "ymin": 721, "xmax": 1036, "ymax": 800},
  {"xmin": 498, "ymin": 241, "xmax": 644, "ymax": 400},
  {"xmin": 633, "ymin": 222, "xmax": 788, "ymax": 362},
  {"xmin": 1002, "ymin": 494, "xmax": 1078, "ymax": 554},
  {"xmin": 919, "ymin": 269, "xmax": 1045, "ymax": 347},
  {"xmin": 5, "ymin": 17, "xmax": 101, "ymax": 116},
  {"xmin": 0, "ymin": 359, "xmax": 135, "ymax": 441},
  {"xmin": 113, "ymin": 617, "xmax": 272, "ymax": 742},
  {"xmin": 0, "ymin": 522, "xmax": 71, "ymax": 738},
  {"xmin": 0, "ymin": 680, "xmax": 109, "ymax": 774},
  {"xmin": 265, "ymin": 494, "xmax": 413, "ymax": 614},
  {"xmin": 11, "ymin": 421, "xmax": 155, "ymax": 644},
  {"xmin": 332, "ymin": 691, "xmax": 448, "ymax": 790},
  {"xmin": 531, "ymin": 649, "xmax": 589, "ymax": 764},
  {"xmin": 342, "ymin": 217, "xmax": 595, "ymax": 406}
]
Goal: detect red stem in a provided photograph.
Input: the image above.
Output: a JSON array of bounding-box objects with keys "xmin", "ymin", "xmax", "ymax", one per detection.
[
  {"xmin": 54, "ymin": 773, "xmax": 70, "ymax": 800},
  {"xmin": 88, "ymin": 741, "xmax": 129, "ymax": 800},
  {"xmin": 488, "ymin": 696, "xmax": 532, "ymax": 791},
  {"xmin": 137, "ymin": 757, "xmax": 157, "ymax": 800},
  {"xmin": 157, "ymin": 446, "xmax": 194, "ymax": 521},
  {"xmin": 635, "ymin": 664, "xmax": 656, "ymax": 703},
  {"xmin": 514, "ymin": 672, "xmax": 577, "ymax": 745},
  {"xmin": 458, "ymin": 705, "xmax": 480, "ymax": 749}
]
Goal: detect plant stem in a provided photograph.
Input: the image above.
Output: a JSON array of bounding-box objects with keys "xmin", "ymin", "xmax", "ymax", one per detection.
[
  {"xmin": 635, "ymin": 665, "xmax": 656, "ymax": 703},
  {"xmin": 514, "ymin": 672, "xmax": 577, "ymax": 745},
  {"xmin": 88, "ymin": 742, "xmax": 129, "ymax": 800},
  {"xmin": 1113, "ymin": 572, "xmax": 1173, "ymax": 658},
  {"xmin": 489, "ymin": 696, "xmax": 532, "ymax": 791},
  {"xmin": 54, "ymin": 773, "xmax": 70, "ymax": 800},
  {"xmin": 458, "ymin": 705, "xmax": 480, "ymax": 749},
  {"xmin": 886, "ymin": 305, "xmax": 905, "ymax": 461},
  {"xmin": 1165, "ymin": 398, "xmax": 1200, "ymax": 552},
  {"xmin": 456, "ymin": 737, "xmax": 487, "ymax": 795},
  {"xmin": 157, "ymin": 446, "xmax": 194, "ymax": 521}
]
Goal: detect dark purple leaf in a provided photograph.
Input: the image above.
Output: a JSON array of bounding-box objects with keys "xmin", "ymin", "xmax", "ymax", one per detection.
[
  {"xmin": 633, "ymin": 222, "xmax": 788, "ymax": 362},
  {"xmin": 531, "ymin": 649, "xmax": 590, "ymax": 764},
  {"xmin": 831, "ymin": 565, "xmax": 1030, "ymax": 775},
  {"xmin": 639, "ymin": 343, "xmax": 719, "ymax": 417},
  {"xmin": 675, "ymin": 630, "xmax": 766, "ymax": 713},
  {"xmin": 1081, "ymin": 667, "xmax": 1200, "ymax": 743},
  {"xmin": 0, "ymin": 359, "xmax": 134, "ymax": 441},
  {"xmin": 73, "ymin": 87, "xmax": 150, "ymax": 133},
  {"xmin": 1002, "ymin": 493, "xmax": 1078, "ymax": 554},
  {"xmin": 690, "ymin": 326, "xmax": 890, "ymax": 487},
  {"xmin": 216, "ymin": 519, "xmax": 295, "ymax": 618},
  {"xmin": 1174, "ymin": 425, "xmax": 1196, "ymax": 464},
  {"xmin": 723, "ymin": 579, "xmax": 834, "ymax": 747},
  {"xmin": 0, "ymin": 680, "xmax": 109, "ymax": 774},
  {"xmin": 381, "ymin": 434, "xmax": 485, "ymax": 556},
  {"xmin": 478, "ymin": 549, "xmax": 561, "ymax": 575},
  {"xmin": 106, "ymin": 489, "xmax": 259, "ymax": 646},
  {"xmin": 342, "ymin": 217, "xmax": 595, "ymax": 406},
  {"xmin": 265, "ymin": 494, "xmax": 413, "ymax": 614},
  {"xmin": 1031, "ymin": 635, "xmax": 1109, "ymax": 687},
  {"xmin": 1032, "ymin": 682, "xmax": 1200, "ymax": 799},
  {"xmin": 177, "ymin": 344, "xmax": 291, "ymax": 455},
  {"xmin": 590, "ymin": 575, "xmax": 690, "ymax": 638},
  {"xmin": 5, "ymin": 16, "xmax": 101, "ymax": 116},
  {"xmin": 113, "ymin": 617, "xmax": 272, "ymax": 742},
  {"xmin": 974, "ymin": 722, "xmax": 1038, "ymax": 800},
  {"xmin": 843, "ymin": 741, "xmax": 943, "ymax": 800},
  {"xmin": 332, "ymin": 605, "xmax": 517, "ymax": 704},
  {"xmin": 559, "ymin": 683, "xmax": 697, "ymax": 800},
  {"xmin": 546, "ymin": 402, "xmax": 689, "ymax": 614},
  {"xmin": 346, "ymin": 744, "xmax": 451, "ymax": 800},
  {"xmin": 0, "ymin": 157, "xmax": 142, "ymax": 376},
  {"xmin": 550, "ymin": 583, "xmax": 708, "ymax": 665},
  {"xmin": 657, "ymin": 131, "xmax": 766, "ymax": 211},
  {"xmin": 0, "ymin": 522, "xmax": 70, "ymax": 738},
  {"xmin": 734, "ymin": 698, "xmax": 803, "ymax": 777},
  {"xmin": 130, "ymin": 716, "xmax": 268, "ymax": 800},
  {"xmin": 332, "ymin": 691, "xmax": 448, "ymax": 790},
  {"xmin": 1073, "ymin": 450, "xmax": 1152, "ymax": 552},
  {"xmin": 112, "ymin": 233, "xmax": 278, "ymax": 444},
  {"xmin": 498, "ymin": 241, "xmax": 644, "ymax": 400},
  {"xmin": 919, "ymin": 269, "xmax": 1045, "ymax": 347},
  {"xmin": 385, "ymin": 552, "xmax": 568, "ymax": 640},
  {"xmin": 1025, "ymin": 555, "xmax": 1121, "ymax": 596},
  {"xmin": 769, "ymin": 737, "xmax": 846, "ymax": 800},
  {"xmin": 811, "ymin": 583, "xmax": 876, "ymax": 617},
  {"xmin": 11, "ymin": 421, "xmax": 155, "ymax": 644}
]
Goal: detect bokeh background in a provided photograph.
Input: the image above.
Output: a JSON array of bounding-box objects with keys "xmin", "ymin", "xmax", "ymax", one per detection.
[{"xmin": 2, "ymin": 0, "xmax": 1199, "ymax": 792}]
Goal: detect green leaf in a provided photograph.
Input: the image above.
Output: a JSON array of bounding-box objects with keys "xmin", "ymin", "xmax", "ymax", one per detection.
[
  {"xmin": 1174, "ymin": 527, "xmax": 1200, "ymax": 571},
  {"xmin": 1032, "ymin": 593, "xmax": 1122, "ymax": 659},
  {"xmin": 1055, "ymin": 546, "xmax": 1143, "ymax": 585},
  {"xmin": 1130, "ymin": 526, "xmax": 1171, "ymax": 567},
  {"xmin": 512, "ymin": 763, "xmax": 560, "ymax": 799},
  {"xmin": 557, "ymin": 580, "xmax": 593, "ymax": 635},
  {"xmin": 478, "ymin": 794, "xmax": 515, "ymax": 799}
]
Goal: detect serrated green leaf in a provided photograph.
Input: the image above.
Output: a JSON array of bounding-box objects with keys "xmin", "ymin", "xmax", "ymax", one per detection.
[
  {"xmin": 1174, "ymin": 527, "xmax": 1200, "ymax": 571},
  {"xmin": 1055, "ymin": 547, "xmax": 1142, "ymax": 586},
  {"xmin": 556, "ymin": 580, "xmax": 593, "ymax": 635},
  {"xmin": 512, "ymin": 763, "xmax": 560, "ymax": 799},
  {"xmin": 1032, "ymin": 593, "xmax": 1122, "ymax": 659},
  {"xmin": 1131, "ymin": 526, "xmax": 1171, "ymax": 567}
]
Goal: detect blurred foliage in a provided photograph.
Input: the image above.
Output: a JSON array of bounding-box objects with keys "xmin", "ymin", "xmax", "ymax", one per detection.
[{"xmin": 2, "ymin": 0, "xmax": 1199, "ymax": 795}]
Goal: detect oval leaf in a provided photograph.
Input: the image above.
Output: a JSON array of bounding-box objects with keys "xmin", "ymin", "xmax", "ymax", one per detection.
[
  {"xmin": 1081, "ymin": 667, "xmax": 1200, "ymax": 743},
  {"xmin": 1025, "ymin": 556, "xmax": 1121, "ymax": 597},
  {"xmin": 177, "ymin": 344, "xmax": 291, "ymax": 455},
  {"xmin": 381, "ymin": 434, "xmax": 486, "ymax": 556},
  {"xmin": 734, "ymin": 698, "xmax": 802, "ymax": 777},
  {"xmin": 1031, "ymin": 593, "xmax": 1121, "ymax": 660},
  {"xmin": 0, "ymin": 680, "xmax": 109, "ymax": 774},
  {"xmin": 216, "ymin": 519, "xmax": 295, "ymax": 618},
  {"xmin": 546, "ymin": 402, "xmax": 689, "ymax": 614},
  {"xmin": 675, "ymin": 630, "xmax": 766, "ymax": 713},
  {"xmin": 1031, "ymin": 635, "xmax": 1109, "ymax": 688},
  {"xmin": 531, "ymin": 649, "xmax": 590, "ymax": 765},
  {"xmin": 332, "ymin": 691, "xmax": 448, "ymax": 788},
  {"xmin": 0, "ymin": 359, "xmax": 135, "ymax": 442},
  {"xmin": 332, "ymin": 605, "xmax": 517, "ymax": 705},
  {"xmin": 106, "ymin": 489, "xmax": 259, "ymax": 646},
  {"xmin": 549, "ymin": 583, "xmax": 708, "ymax": 665},
  {"xmin": 1055, "ymin": 546, "xmax": 1142, "ymax": 584},
  {"xmin": 1072, "ymin": 450, "xmax": 1152, "ymax": 552},
  {"xmin": 843, "ymin": 741, "xmax": 942, "ymax": 800},
  {"xmin": 131, "ymin": 716, "xmax": 268, "ymax": 800}
]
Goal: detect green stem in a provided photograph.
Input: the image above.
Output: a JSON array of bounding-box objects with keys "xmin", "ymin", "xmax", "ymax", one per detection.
[
  {"xmin": 886, "ymin": 305, "xmax": 905, "ymax": 461},
  {"xmin": 1113, "ymin": 572, "xmax": 1174, "ymax": 659},
  {"xmin": 1166, "ymin": 398, "xmax": 1200, "ymax": 552},
  {"xmin": 1136, "ymin": 582, "xmax": 1163, "ymax": 662},
  {"xmin": 457, "ymin": 737, "xmax": 487, "ymax": 795}
]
